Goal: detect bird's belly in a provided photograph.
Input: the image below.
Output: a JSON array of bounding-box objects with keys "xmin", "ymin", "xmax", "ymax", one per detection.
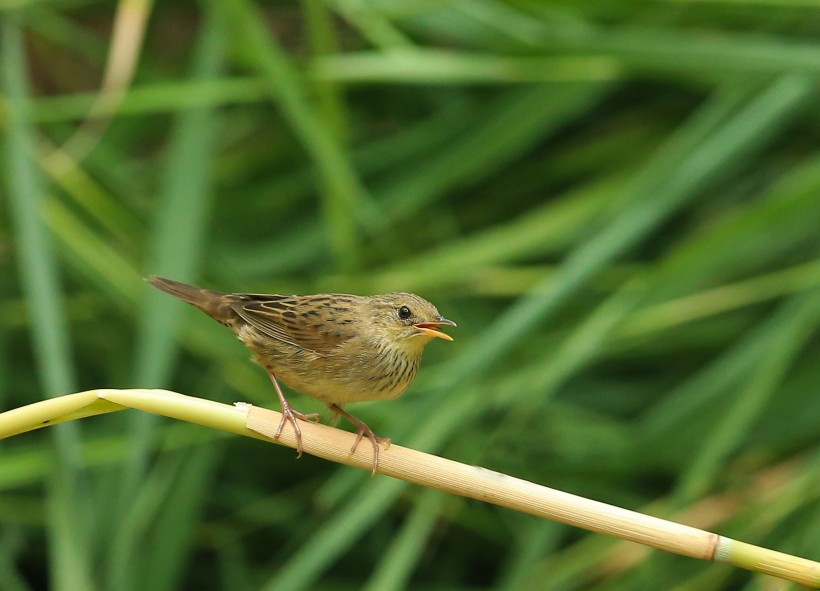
[
  {"xmin": 238, "ymin": 334, "xmax": 420, "ymax": 405},
  {"xmin": 251, "ymin": 346, "xmax": 417, "ymax": 407},
  {"xmin": 276, "ymin": 365, "xmax": 412, "ymax": 405}
]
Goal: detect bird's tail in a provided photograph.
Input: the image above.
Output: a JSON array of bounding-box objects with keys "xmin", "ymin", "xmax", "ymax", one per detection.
[{"xmin": 145, "ymin": 276, "xmax": 238, "ymax": 326}]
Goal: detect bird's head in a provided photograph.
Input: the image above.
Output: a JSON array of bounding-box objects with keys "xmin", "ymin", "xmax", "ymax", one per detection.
[{"xmin": 366, "ymin": 292, "xmax": 456, "ymax": 354}]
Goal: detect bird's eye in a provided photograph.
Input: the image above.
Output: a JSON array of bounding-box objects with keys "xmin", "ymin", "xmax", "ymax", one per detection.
[{"xmin": 398, "ymin": 306, "xmax": 412, "ymax": 320}]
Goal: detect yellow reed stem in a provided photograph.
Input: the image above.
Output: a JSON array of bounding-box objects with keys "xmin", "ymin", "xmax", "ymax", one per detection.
[{"xmin": 0, "ymin": 389, "xmax": 816, "ymax": 587}]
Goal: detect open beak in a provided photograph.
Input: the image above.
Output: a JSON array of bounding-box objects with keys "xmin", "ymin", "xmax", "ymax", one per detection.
[{"xmin": 413, "ymin": 317, "xmax": 457, "ymax": 341}]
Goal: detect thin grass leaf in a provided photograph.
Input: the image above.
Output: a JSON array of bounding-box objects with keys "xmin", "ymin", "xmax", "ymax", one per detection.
[
  {"xmin": 302, "ymin": 0, "xmax": 350, "ymax": 141},
  {"xmin": 311, "ymin": 51, "xmax": 620, "ymax": 84},
  {"xmin": 548, "ymin": 27, "xmax": 820, "ymax": 80},
  {"xmin": 327, "ymin": 0, "xmax": 414, "ymax": 50},
  {"xmin": 107, "ymin": 447, "xmax": 191, "ymax": 591},
  {"xmin": 2, "ymin": 19, "xmax": 78, "ymax": 409},
  {"xmin": 139, "ymin": 447, "xmax": 219, "ymax": 591},
  {"xmin": 30, "ymin": 78, "xmax": 270, "ymax": 123},
  {"xmin": 43, "ymin": 198, "xmax": 142, "ymax": 304},
  {"xmin": 1, "ymin": 15, "xmax": 94, "ymax": 591},
  {"xmin": 122, "ymin": 2, "xmax": 224, "ymax": 494}
]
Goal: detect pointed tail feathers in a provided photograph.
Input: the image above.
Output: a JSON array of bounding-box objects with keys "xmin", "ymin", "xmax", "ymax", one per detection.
[{"xmin": 145, "ymin": 276, "xmax": 236, "ymax": 325}]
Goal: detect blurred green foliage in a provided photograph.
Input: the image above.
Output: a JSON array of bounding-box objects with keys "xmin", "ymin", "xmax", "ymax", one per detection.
[{"xmin": 1, "ymin": 1, "xmax": 819, "ymax": 590}]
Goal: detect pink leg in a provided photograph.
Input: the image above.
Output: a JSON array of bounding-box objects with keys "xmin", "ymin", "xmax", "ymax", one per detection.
[
  {"xmin": 328, "ymin": 404, "xmax": 391, "ymax": 475},
  {"xmin": 270, "ymin": 374, "xmax": 320, "ymax": 457}
]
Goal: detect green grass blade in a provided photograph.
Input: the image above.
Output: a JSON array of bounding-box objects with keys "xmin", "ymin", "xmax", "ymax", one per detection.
[
  {"xmin": 103, "ymin": 7, "xmax": 225, "ymax": 586},
  {"xmin": 2, "ymin": 21, "xmax": 78, "ymax": 405},
  {"xmin": 311, "ymin": 50, "xmax": 619, "ymax": 84},
  {"xmin": 1, "ymin": 15, "xmax": 95, "ymax": 591},
  {"xmin": 302, "ymin": 0, "xmax": 350, "ymax": 142},
  {"xmin": 553, "ymin": 27, "xmax": 820, "ymax": 79},
  {"xmin": 30, "ymin": 78, "xmax": 270, "ymax": 123},
  {"xmin": 138, "ymin": 447, "xmax": 219, "ymax": 591},
  {"xmin": 123, "ymin": 1, "xmax": 224, "ymax": 493}
]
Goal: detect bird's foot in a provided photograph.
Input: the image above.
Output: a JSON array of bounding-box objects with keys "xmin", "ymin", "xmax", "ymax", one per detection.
[
  {"xmin": 270, "ymin": 374, "xmax": 320, "ymax": 458},
  {"xmin": 329, "ymin": 404, "xmax": 390, "ymax": 476},
  {"xmin": 352, "ymin": 426, "xmax": 391, "ymax": 476},
  {"xmin": 274, "ymin": 404, "xmax": 321, "ymax": 458}
]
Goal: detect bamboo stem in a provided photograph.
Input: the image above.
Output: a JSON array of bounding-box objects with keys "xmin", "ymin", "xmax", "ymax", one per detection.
[{"xmin": 0, "ymin": 389, "xmax": 817, "ymax": 587}]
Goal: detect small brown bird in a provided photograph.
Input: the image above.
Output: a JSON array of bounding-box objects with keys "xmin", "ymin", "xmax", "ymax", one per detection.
[{"xmin": 146, "ymin": 276, "xmax": 455, "ymax": 471}]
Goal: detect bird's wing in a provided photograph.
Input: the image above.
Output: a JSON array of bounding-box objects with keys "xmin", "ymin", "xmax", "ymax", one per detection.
[{"xmin": 232, "ymin": 294, "xmax": 357, "ymax": 356}]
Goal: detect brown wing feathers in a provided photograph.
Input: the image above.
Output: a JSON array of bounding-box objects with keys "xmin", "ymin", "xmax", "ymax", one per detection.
[{"xmin": 233, "ymin": 295, "xmax": 356, "ymax": 355}]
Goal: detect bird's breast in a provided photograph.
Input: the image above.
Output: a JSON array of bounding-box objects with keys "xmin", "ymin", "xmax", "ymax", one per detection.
[{"xmin": 245, "ymin": 331, "xmax": 422, "ymax": 406}]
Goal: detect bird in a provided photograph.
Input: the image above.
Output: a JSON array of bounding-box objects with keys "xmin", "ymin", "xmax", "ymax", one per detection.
[{"xmin": 145, "ymin": 276, "xmax": 456, "ymax": 472}]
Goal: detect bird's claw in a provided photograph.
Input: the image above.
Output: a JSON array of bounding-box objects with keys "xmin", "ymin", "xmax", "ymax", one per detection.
[
  {"xmin": 328, "ymin": 403, "xmax": 388, "ymax": 475},
  {"xmin": 350, "ymin": 422, "xmax": 390, "ymax": 476},
  {"xmin": 270, "ymin": 373, "xmax": 321, "ymax": 457},
  {"xmin": 274, "ymin": 406, "xmax": 320, "ymax": 457}
]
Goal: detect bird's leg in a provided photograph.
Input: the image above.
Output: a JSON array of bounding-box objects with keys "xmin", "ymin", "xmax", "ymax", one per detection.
[
  {"xmin": 269, "ymin": 374, "xmax": 320, "ymax": 457},
  {"xmin": 328, "ymin": 404, "xmax": 391, "ymax": 475}
]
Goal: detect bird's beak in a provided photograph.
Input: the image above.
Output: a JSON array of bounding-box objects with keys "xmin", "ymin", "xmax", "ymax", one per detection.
[{"xmin": 413, "ymin": 317, "xmax": 457, "ymax": 341}]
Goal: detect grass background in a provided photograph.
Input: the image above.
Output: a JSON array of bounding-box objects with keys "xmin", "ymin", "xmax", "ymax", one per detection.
[{"xmin": 2, "ymin": 1, "xmax": 819, "ymax": 590}]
